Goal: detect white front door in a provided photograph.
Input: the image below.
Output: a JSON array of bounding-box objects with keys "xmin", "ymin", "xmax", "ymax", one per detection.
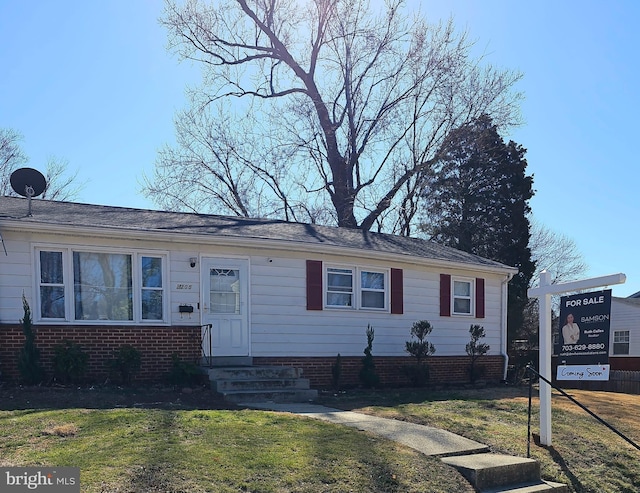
[{"xmin": 202, "ymin": 258, "xmax": 250, "ymax": 357}]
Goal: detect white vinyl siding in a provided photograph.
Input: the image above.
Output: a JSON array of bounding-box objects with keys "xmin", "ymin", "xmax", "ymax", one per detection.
[
  {"xmin": 251, "ymin": 257, "xmax": 503, "ymax": 357},
  {"xmin": 0, "ymin": 227, "xmax": 508, "ymax": 358},
  {"xmin": 609, "ymin": 299, "xmax": 640, "ymax": 358}
]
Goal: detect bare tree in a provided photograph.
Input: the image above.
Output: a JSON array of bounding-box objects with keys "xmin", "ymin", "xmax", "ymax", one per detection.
[
  {"xmin": 0, "ymin": 128, "xmax": 28, "ymax": 195},
  {"xmin": 146, "ymin": 0, "xmax": 523, "ymax": 230},
  {"xmin": 529, "ymin": 219, "xmax": 588, "ymax": 286},
  {"xmin": 41, "ymin": 157, "xmax": 85, "ymax": 201},
  {"xmin": 0, "ymin": 128, "xmax": 84, "ymax": 201},
  {"xmin": 517, "ymin": 220, "xmax": 588, "ymax": 348}
]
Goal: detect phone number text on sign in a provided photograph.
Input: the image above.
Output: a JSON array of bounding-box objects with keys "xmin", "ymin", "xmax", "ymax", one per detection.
[{"xmin": 561, "ymin": 343, "xmax": 606, "ymax": 352}]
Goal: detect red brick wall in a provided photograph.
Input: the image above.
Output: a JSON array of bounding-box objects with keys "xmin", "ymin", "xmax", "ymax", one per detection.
[
  {"xmin": 0, "ymin": 324, "xmax": 202, "ymax": 383},
  {"xmin": 253, "ymin": 355, "xmax": 505, "ymax": 388},
  {"xmin": 610, "ymin": 357, "xmax": 640, "ymax": 371},
  {"xmin": 1, "ymin": 323, "xmax": 505, "ymax": 387}
]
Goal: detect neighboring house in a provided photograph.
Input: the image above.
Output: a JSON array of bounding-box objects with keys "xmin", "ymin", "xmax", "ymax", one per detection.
[
  {"xmin": 610, "ymin": 296, "xmax": 640, "ymax": 370},
  {"xmin": 0, "ymin": 196, "xmax": 516, "ymax": 386}
]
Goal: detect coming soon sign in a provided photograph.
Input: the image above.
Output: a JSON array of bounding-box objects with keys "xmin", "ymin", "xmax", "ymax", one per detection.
[{"xmin": 555, "ymin": 289, "xmax": 612, "ymax": 381}]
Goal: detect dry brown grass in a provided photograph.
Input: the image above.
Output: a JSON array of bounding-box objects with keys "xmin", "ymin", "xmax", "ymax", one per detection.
[{"xmin": 42, "ymin": 423, "xmax": 79, "ymax": 437}]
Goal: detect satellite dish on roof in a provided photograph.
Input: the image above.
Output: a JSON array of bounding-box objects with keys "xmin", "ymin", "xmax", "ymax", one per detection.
[{"xmin": 10, "ymin": 167, "xmax": 47, "ymax": 216}]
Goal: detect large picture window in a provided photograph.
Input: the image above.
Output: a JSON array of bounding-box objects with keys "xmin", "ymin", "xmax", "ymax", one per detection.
[
  {"xmin": 74, "ymin": 252, "xmax": 133, "ymax": 321},
  {"xmin": 325, "ymin": 265, "xmax": 387, "ymax": 311},
  {"xmin": 36, "ymin": 247, "xmax": 167, "ymax": 323}
]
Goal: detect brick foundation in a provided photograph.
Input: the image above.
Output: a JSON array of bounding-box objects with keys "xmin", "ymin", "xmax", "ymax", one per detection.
[
  {"xmin": 0, "ymin": 324, "xmax": 505, "ymax": 388},
  {"xmin": 0, "ymin": 324, "xmax": 202, "ymax": 383},
  {"xmin": 253, "ymin": 355, "xmax": 506, "ymax": 389}
]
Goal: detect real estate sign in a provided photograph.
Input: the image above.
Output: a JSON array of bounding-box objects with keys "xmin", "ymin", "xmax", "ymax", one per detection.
[{"xmin": 556, "ymin": 289, "xmax": 612, "ymax": 381}]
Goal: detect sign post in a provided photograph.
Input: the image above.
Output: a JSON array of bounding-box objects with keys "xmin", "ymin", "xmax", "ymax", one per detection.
[{"xmin": 527, "ymin": 272, "xmax": 625, "ymax": 446}]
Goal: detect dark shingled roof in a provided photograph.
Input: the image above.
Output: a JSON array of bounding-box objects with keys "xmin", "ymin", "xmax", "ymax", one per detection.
[
  {"xmin": 0, "ymin": 196, "xmax": 513, "ymax": 271},
  {"xmin": 613, "ymin": 296, "xmax": 640, "ymax": 307}
]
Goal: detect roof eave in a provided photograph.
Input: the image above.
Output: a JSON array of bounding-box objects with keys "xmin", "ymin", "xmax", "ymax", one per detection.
[{"xmin": 0, "ymin": 218, "xmax": 517, "ymax": 277}]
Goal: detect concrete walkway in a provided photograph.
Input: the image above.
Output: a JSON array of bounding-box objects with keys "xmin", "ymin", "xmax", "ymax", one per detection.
[{"xmin": 244, "ymin": 402, "xmax": 489, "ymax": 457}]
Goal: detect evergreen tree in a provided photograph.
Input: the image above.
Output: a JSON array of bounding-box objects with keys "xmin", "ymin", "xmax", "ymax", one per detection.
[
  {"xmin": 421, "ymin": 114, "xmax": 535, "ymax": 345},
  {"xmin": 17, "ymin": 295, "xmax": 44, "ymax": 384},
  {"xmin": 359, "ymin": 325, "xmax": 380, "ymax": 388}
]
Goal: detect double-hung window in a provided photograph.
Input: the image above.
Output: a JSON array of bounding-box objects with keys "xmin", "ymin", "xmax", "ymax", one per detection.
[
  {"xmin": 36, "ymin": 247, "xmax": 167, "ymax": 323},
  {"xmin": 613, "ymin": 330, "xmax": 630, "ymax": 355},
  {"xmin": 452, "ymin": 278, "xmax": 474, "ymax": 315},
  {"xmin": 38, "ymin": 250, "xmax": 66, "ymax": 319},
  {"xmin": 325, "ymin": 266, "xmax": 388, "ymax": 311},
  {"xmin": 141, "ymin": 256, "xmax": 164, "ymax": 320},
  {"xmin": 326, "ymin": 268, "xmax": 354, "ymax": 307},
  {"xmin": 360, "ymin": 270, "xmax": 385, "ymax": 309}
]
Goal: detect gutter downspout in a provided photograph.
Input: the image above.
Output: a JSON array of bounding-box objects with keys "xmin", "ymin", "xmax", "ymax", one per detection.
[
  {"xmin": 0, "ymin": 229, "xmax": 7, "ymax": 256},
  {"xmin": 501, "ymin": 272, "xmax": 514, "ymax": 381}
]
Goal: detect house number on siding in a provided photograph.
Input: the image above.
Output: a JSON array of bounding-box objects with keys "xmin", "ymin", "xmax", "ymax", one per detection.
[{"xmin": 176, "ymin": 284, "xmax": 193, "ymax": 290}]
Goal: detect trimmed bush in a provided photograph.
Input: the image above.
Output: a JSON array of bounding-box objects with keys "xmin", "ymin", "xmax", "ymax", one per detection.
[
  {"xmin": 53, "ymin": 340, "xmax": 89, "ymax": 384},
  {"xmin": 466, "ymin": 324, "xmax": 490, "ymax": 383},
  {"xmin": 404, "ymin": 320, "xmax": 436, "ymax": 387},
  {"xmin": 359, "ymin": 325, "xmax": 380, "ymax": 388},
  {"xmin": 331, "ymin": 353, "xmax": 342, "ymax": 391},
  {"xmin": 167, "ymin": 353, "xmax": 203, "ymax": 386},
  {"xmin": 107, "ymin": 344, "xmax": 141, "ymax": 385}
]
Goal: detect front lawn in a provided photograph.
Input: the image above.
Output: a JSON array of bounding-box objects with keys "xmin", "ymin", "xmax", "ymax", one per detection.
[
  {"xmin": 319, "ymin": 386, "xmax": 640, "ymax": 493},
  {"xmin": 0, "ymin": 386, "xmax": 473, "ymax": 493}
]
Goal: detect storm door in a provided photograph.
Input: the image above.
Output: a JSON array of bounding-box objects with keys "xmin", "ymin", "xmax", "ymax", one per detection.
[{"xmin": 201, "ymin": 258, "xmax": 249, "ymax": 357}]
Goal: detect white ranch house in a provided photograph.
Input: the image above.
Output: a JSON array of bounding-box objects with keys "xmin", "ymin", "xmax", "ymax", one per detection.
[{"xmin": 0, "ymin": 196, "xmax": 517, "ymax": 387}]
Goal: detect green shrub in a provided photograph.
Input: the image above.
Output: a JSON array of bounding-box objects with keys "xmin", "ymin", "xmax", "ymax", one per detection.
[
  {"xmin": 404, "ymin": 320, "xmax": 436, "ymax": 387},
  {"xmin": 167, "ymin": 353, "xmax": 203, "ymax": 386},
  {"xmin": 359, "ymin": 325, "xmax": 380, "ymax": 388},
  {"xmin": 331, "ymin": 353, "xmax": 342, "ymax": 390},
  {"xmin": 53, "ymin": 340, "xmax": 89, "ymax": 384},
  {"xmin": 107, "ymin": 344, "xmax": 141, "ymax": 385},
  {"xmin": 17, "ymin": 295, "xmax": 45, "ymax": 385},
  {"xmin": 466, "ymin": 324, "xmax": 490, "ymax": 383}
]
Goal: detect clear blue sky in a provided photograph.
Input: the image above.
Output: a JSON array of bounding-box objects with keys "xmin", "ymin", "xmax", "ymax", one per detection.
[{"xmin": 1, "ymin": 1, "xmax": 638, "ymax": 297}]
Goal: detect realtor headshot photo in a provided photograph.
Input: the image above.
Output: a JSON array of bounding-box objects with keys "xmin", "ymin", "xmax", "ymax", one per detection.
[{"xmin": 562, "ymin": 313, "xmax": 581, "ymax": 344}]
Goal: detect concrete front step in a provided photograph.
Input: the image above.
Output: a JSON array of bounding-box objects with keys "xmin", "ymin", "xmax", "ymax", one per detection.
[
  {"xmin": 200, "ymin": 356, "xmax": 253, "ymax": 367},
  {"xmin": 207, "ymin": 365, "xmax": 317, "ymax": 404},
  {"xmin": 207, "ymin": 366, "xmax": 302, "ymax": 381},
  {"xmin": 441, "ymin": 453, "xmax": 567, "ymax": 492},
  {"xmin": 213, "ymin": 377, "xmax": 312, "ymax": 392},
  {"xmin": 482, "ymin": 481, "xmax": 568, "ymax": 493},
  {"xmin": 222, "ymin": 389, "xmax": 319, "ymax": 404}
]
